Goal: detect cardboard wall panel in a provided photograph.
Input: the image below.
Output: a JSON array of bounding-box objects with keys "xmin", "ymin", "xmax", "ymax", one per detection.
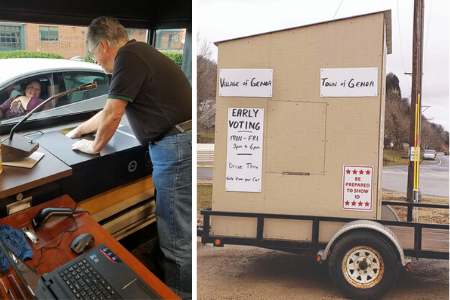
[
  {"xmin": 217, "ymin": 34, "xmax": 271, "ymax": 69},
  {"xmin": 388, "ymin": 226, "xmax": 414, "ymax": 250},
  {"xmin": 264, "ymin": 219, "xmax": 313, "ymax": 241},
  {"xmin": 212, "ymin": 12, "xmax": 388, "ymax": 239},
  {"xmin": 211, "ymin": 216, "xmax": 257, "ymax": 238},
  {"xmin": 319, "ymin": 222, "xmax": 346, "ymax": 243},
  {"xmin": 266, "ymin": 101, "xmax": 326, "ymax": 174}
]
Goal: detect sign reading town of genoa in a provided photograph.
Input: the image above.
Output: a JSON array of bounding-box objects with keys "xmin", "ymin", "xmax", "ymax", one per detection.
[
  {"xmin": 342, "ymin": 165, "xmax": 374, "ymax": 211},
  {"xmin": 226, "ymin": 108, "xmax": 264, "ymax": 192},
  {"xmin": 320, "ymin": 67, "xmax": 378, "ymax": 97},
  {"xmin": 219, "ymin": 69, "xmax": 273, "ymax": 97}
]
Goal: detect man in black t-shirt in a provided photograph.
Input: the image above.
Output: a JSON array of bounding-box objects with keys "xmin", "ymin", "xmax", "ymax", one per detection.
[{"xmin": 66, "ymin": 16, "xmax": 192, "ymax": 300}]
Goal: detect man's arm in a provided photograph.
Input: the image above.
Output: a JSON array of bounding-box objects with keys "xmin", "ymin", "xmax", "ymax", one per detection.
[
  {"xmin": 78, "ymin": 110, "xmax": 103, "ymax": 135},
  {"xmin": 70, "ymin": 98, "xmax": 127, "ymax": 154},
  {"xmin": 66, "ymin": 110, "xmax": 103, "ymax": 138},
  {"xmin": 91, "ymin": 98, "xmax": 127, "ymax": 153}
]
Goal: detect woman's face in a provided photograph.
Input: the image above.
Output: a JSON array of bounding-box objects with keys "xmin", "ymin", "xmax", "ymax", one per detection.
[{"xmin": 25, "ymin": 81, "xmax": 42, "ymax": 98}]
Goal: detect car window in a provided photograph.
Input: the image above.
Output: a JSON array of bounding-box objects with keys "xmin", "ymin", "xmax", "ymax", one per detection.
[
  {"xmin": 0, "ymin": 67, "xmax": 109, "ymax": 134},
  {"xmin": 56, "ymin": 71, "xmax": 109, "ymax": 107},
  {"xmin": 0, "ymin": 75, "xmax": 52, "ymax": 110},
  {"xmin": 0, "ymin": 19, "xmax": 152, "ymax": 134}
]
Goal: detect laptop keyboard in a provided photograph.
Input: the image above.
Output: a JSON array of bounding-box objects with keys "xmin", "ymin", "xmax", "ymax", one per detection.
[{"xmin": 59, "ymin": 258, "xmax": 122, "ymax": 300}]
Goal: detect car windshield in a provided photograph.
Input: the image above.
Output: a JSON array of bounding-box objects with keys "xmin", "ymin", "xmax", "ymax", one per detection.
[{"xmin": 0, "ymin": 58, "xmax": 110, "ymax": 133}]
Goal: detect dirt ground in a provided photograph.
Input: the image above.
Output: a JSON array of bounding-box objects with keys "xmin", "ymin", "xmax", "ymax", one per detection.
[
  {"xmin": 197, "ymin": 244, "xmax": 448, "ymax": 300},
  {"xmin": 197, "ymin": 180, "xmax": 449, "ymax": 300}
]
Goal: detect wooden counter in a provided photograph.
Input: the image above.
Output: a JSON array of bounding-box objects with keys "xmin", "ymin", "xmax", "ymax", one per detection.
[
  {"xmin": 0, "ymin": 146, "xmax": 72, "ymax": 199},
  {"xmin": 0, "ymin": 195, "xmax": 180, "ymax": 300}
]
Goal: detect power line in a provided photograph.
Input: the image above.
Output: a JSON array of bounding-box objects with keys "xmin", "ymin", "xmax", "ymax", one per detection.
[{"xmin": 333, "ymin": 0, "xmax": 344, "ymax": 20}]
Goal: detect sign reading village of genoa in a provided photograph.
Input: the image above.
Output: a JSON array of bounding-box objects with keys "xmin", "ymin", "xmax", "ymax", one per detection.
[
  {"xmin": 219, "ymin": 69, "xmax": 273, "ymax": 97},
  {"xmin": 226, "ymin": 108, "xmax": 264, "ymax": 193},
  {"xmin": 320, "ymin": 67, "xmax": 378, "ymax": 97},
  {"xmin": 342, "ymin": 165, "xmax": 373, "ymax": 211}
]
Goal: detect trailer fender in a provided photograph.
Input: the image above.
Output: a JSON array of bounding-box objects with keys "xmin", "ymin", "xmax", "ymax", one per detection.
[{"xmin": 317, "ymin": 220, "xmax": 410, "ymax": 266}]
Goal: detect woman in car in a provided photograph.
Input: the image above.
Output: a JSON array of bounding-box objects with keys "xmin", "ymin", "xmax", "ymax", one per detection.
[{"xmin": 0, "ymin": 80, "xmax": 45, "ymax": 119}]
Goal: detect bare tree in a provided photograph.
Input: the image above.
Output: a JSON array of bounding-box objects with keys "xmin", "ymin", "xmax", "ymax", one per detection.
[
  {"xmin": 197, "ymin": 33, "xmax": 217, "ymax": 110},
  {"xmin": 384, "ymin": 73, "xmax": 410, "ymax": 149}
]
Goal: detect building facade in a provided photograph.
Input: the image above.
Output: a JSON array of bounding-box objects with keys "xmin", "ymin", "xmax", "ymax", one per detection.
[{"xmin": 0, "ymin": 21, "xmax": 185, "ymax": 59}]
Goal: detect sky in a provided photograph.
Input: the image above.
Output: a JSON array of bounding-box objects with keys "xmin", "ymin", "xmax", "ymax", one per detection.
[{"xmin": 196, "ymin": 0, "xmax": 449, "ymax": 131}]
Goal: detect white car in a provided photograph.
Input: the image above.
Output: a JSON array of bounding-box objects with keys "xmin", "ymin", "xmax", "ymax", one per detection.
[
  {"xmin": 423, "ymin": 149, "xmax": 436, "ymax": 160},
  {"xmin": 0, "ymin": 58, "xmax": 109, "ymax": 134}
]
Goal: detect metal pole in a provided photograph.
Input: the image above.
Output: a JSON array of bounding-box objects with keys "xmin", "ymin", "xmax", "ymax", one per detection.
[{"xmin": 407, "ymin": 0, "xmax": 424, "ymax": 202}]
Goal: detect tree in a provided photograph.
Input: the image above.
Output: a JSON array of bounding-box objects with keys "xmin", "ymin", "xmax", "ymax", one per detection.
[
  {"xmin": 384, "ymin": 73, "xmax": 409, "ymax": 149},
  {"xmin": 384, "ymin": 72, "xmax": 449, "ymax": 152},
  {"xmin": 197, "ymin": 33, "xmax": 217, "ymax": 111},
  {"xmin": 386, "ymin": 72, "xmax": 402, "ymax": 99}
]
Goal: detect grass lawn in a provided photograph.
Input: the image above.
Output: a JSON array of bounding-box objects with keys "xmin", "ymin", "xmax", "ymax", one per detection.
[
  {"xmin": 197, "ymin": 183, "xmax": 212, "ymax": 221},
  {"xmin": 383, "ymin": 149, "xmax": 409, "ymax": 166}
]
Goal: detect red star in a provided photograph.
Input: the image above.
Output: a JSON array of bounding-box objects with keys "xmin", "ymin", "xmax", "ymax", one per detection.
[
  {"xmin": 358, "ymin": 201, "xmax": 363, "ymax": 206},
  {"xmin": 346, "ymin": 169, "xmax": 351, "ymax": 174},
  {"xmin": 365, "ymin": 202, "xmax": 370, "ymax": 206},
  {"xmin": 359, "ymin": 170, "xmax": 364, "ymax": 175},
  {"xmin": 352, "ymin": 201, "xmax": 356, "ymax": 206},
  {"xmin": 352, "ymin": 169, "xmax": 357, "ymax": 175},
  {"xmin": 345, "ymin": 201, "xmax": 350, "ymax": 206},
  {"xmin": 366, "ymin": 170, "xmax": 371, "ymax": 175}
]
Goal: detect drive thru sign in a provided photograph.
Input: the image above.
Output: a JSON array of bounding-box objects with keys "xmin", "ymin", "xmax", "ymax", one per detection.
[{"xmin": 342, "ymin": 165, "xmax": 373, "ymax": 211}]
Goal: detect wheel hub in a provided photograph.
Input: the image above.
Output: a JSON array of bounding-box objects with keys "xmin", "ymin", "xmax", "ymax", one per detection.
[
  {"xmin": 359, "ymin": 260, "xmax": 368, "ymax": 271},
  {"xmin": 342, "ymin": 246, "xmax": 385, "ymax": 289}
]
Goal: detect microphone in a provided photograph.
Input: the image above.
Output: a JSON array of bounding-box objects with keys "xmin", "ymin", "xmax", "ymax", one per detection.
[{"xmin": 2, "ymin": 82, "xmax": 98, "ymax": 162}]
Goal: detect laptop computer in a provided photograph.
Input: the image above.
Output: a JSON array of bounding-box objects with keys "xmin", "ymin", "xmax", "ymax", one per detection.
[{"xmin": 0, "ymin": 241, "xmax": 164, "ymax": 300}]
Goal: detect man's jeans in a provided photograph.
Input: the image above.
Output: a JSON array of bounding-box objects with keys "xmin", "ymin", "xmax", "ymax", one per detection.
[{"xmin": 149, "ymin": 131, "xmax": 192, "ymax": 300}]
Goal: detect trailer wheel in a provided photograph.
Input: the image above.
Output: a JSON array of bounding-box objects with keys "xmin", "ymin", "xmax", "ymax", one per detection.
[{"xmin": 329, "ymin": 231, "xmax": 398, "ymax": 300}]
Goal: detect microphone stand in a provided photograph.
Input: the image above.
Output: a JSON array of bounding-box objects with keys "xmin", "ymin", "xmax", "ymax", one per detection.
[{"xmin": 2, "ymin": 82, "xmax": 98, "ymax": 162}]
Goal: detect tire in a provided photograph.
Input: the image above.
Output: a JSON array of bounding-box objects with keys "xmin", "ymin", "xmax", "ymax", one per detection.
[{"xmin": 329, "ymin": 231, "xmax": 398, "ymax": 300}]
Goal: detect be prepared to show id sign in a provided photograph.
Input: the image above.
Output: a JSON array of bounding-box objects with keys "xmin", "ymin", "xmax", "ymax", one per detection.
[
  {"xmin": 226, "ymin": 108, "xmax": 264, "ymax": 193},
  {"xmin": 342, "ymin": 165, "xmax": 373, "ymax": 211},
  {"xmin": 320, "ymin": 67, "xmax": 378, "ymax": 97},
  {"xmin": 219, "ymin": 69, "xmax": 273, "ymax": 97}
]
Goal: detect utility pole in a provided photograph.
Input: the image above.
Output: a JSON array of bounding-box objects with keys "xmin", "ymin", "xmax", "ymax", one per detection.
[{"xmin": 407, "ymin": 0, "xmax": 425, "ymax": 202}]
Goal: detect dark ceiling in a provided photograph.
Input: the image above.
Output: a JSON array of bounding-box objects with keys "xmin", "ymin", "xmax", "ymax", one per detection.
[{"xmin": 0, "ymin": 0, "xmax": 191, "ymax": 29}]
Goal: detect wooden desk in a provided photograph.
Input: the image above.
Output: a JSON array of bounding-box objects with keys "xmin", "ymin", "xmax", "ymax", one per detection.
[
  {"xmin": 0, "ymin": 146, "xmax": 72, "ymax": 199},
  {"xmin": 0, "ymin": 195, "xmax": 180, "ymax": 300}
]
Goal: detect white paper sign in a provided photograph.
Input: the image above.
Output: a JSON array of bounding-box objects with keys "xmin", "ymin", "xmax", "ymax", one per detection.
[
  {"xmin": 342, "ymin": 165, "xmax": 373, "ymax": 211},
  {"xmin": 219, "ymin": 69, "xmax": 273, "ymax": 97},
  {"xmin": 320, "ymin": 68, "xmax": 378, "ymax": 97},
  {"xmin": 226, "ymin": 108, "xmax": 264, "ymax": 192},
  {"xmin": 409, "ymin": 146, "xmax": 420, "ymax": 161}
]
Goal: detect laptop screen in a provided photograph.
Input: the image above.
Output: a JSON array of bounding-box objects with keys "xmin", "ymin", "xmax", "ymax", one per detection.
[{"xmin": 0, "ymin": 241, "xmax": 40, "ymax": 297}]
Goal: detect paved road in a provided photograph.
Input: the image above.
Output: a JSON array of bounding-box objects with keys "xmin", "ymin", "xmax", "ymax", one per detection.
[
  {"xmin": 382, "ymin": 153, "xmax": 449, "ymax": 197},
  {"xmin": 197, "ymin": 161, "xmax": 214, "ymax": 179},
  {"xmin": 198, "ymin": 153, "xmax": 449, "ymax": 197}
]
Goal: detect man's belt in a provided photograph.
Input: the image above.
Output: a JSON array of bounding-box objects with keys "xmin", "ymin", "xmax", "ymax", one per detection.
[{"xmin": 152, "ymin": 120, "xmax": 192, "ymax": 143}]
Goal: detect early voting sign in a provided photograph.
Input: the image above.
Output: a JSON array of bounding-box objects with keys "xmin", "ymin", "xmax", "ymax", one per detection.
[
  {"xmin": 342, "ymin": 165, "xmax": 373, "ymax": 211},
  {"xmin": 226, "ymin": 108, "xmax": 264, "ymax": 192},
  {"xmin": 320, "ymin": 67, "xmax": 378, "ymax": 97},
  {"xmin": 219, "ymin": 69, "xmax": 273, "ymax": 97}
]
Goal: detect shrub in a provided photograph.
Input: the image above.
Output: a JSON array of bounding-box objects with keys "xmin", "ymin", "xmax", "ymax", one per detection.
[
  {"xmin": 160, "ymin": 50, "xmax": 183, "ymax": 68},
  {"xmin": 82, "ymin": 51, "xmax": 183, "ymax": 66},
  {"xmin": 0, "ymin": 50, "xmax": 64, "ymax": 59},
  {"xmin": 83, "ymin": 54, "xmax": 94, "ymax": 63}
]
